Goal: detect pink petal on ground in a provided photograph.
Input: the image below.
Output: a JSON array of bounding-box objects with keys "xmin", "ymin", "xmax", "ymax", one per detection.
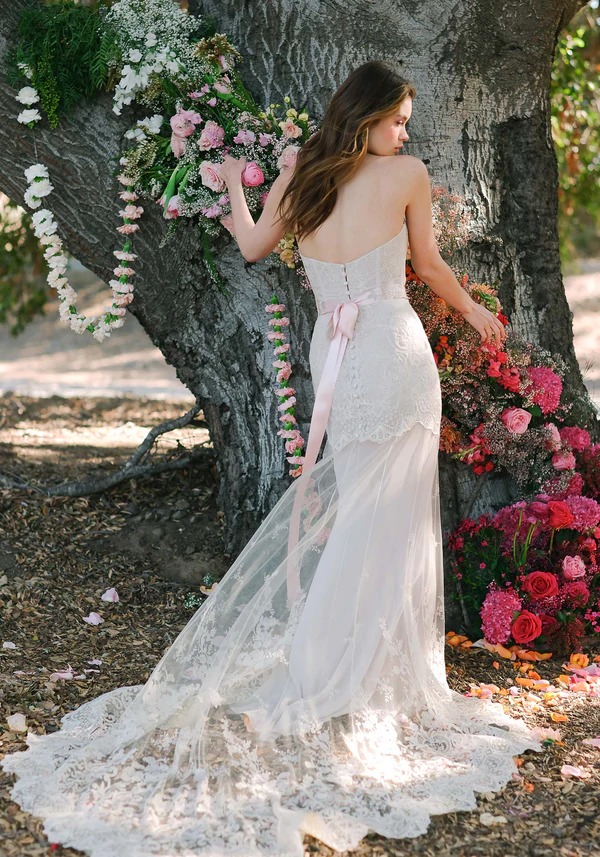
[
  {"xmin": 101, "ymin": 587, "xmax": 119, "ymax": 602},
  {"xmin": 87, "ymin": 658, "xmax": 103, "ymax": 665},
  {"xmin": 560, "ymin": 764, "xmax": 591, "ymax": 778},
  {"xmin": 49, "ymin": 666, "xmax": 75, "ymax": 681},
  {"xmin": 2, "ymin": 641, "xmax": 17, "ymax": 649},
  {"xmin": 582, "ymin": 737, "xmax": 600, "ymax": 748},
  {"xmin": 83, "ymin": 612, "xmax": 104, "ymax": 625}
]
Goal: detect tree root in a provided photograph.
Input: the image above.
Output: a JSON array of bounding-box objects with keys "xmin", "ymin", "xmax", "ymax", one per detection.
[{"xmin": 0, "ymin": 399, "xmax": 212, "ymax": 498}]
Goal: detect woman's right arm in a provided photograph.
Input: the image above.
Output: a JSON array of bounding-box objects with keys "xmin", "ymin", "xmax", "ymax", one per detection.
[{"xmin": 405, "ymin": 159, "xmax": 506, "ymax": 347}]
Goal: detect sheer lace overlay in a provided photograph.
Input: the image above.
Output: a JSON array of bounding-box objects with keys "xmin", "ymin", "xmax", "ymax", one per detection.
[{"xmin": 1, "ymin": 225, "xmax": 543, "ymax": 857}]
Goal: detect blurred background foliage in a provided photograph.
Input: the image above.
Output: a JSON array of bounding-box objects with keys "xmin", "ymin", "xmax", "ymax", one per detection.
[
  {"xmin": 0, "ymin": 0, "xmax": 598, "ymax": 335},
  {"xmin": 551, "ymin": 1, "xmax": 600, "ymax": 268}
]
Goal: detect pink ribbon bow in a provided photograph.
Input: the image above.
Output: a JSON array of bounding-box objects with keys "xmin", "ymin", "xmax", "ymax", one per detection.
[{"xmin": 286, "ymin": 288, "xmax": 376, "ymax": 607}]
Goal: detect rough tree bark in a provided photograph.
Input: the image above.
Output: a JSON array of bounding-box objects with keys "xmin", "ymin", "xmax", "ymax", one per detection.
[{"xmin": 0, "ymin": 0, "xmax": 596, "ymax": 586}]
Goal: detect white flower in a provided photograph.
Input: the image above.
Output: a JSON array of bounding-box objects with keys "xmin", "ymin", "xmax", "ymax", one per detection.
[
  {"xmin": 24, "ymin": 163, "xmax": 48, "ymax": 183},
  {"xmin": 17, "ymin": 108, "xmax": 41, "ymax": 125},
  {"xmin": 128, "ymin": 48, "xmax": 143, "ymax": 63},
  {"xmin": 145, "ymin": 32, "xmax": 157, "ymax": 47},
  {"xmin": 15, "ymin": 86, "xmax": 39, "ymax": 105},
  {"xmin": 17, "ymin": 62, "xmax": 33, "ymax": 80},
  {"xmin": 32, "ymin": 178, "xmax": 53, "ymax": 196},
  {"xmin": 39, "ymin": 232, "xmax": 61, "ymax": 246},
  {"xmin": 70, "ymin": 317, "xmax": 89, "ymax": 334},
  {"xmin": 24, "ymin": 187, "xmax": 42, "ymax": 209},
  {"xmin": 166, "ymin": 59, "xmax": 180, "ymax": 73},
  {"xmin": 59, "ymin": 301, "xmax": 73, "ymax": 320}
]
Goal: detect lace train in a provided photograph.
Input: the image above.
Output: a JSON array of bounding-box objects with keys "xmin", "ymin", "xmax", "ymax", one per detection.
[{"xmin": 1, "ymin": 422, "xmax": 543, "ymax": 857}]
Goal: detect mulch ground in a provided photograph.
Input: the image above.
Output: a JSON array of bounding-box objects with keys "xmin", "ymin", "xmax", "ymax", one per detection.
[{"xmin": 0, "ymin": 392, "xmax": 599, "ymax": 857}]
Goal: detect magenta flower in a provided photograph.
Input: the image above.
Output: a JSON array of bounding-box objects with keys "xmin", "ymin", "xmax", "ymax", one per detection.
[
  {"xmin": 480, "ymin": 587, "xmax": 523, "ymax": 645},
  {"xmin": 525, "ymin": 366, "xmax": 563, "ymax": 414}
]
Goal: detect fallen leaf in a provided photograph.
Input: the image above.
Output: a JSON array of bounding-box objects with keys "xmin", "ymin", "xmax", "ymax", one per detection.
[
  {"xmin": 480, "ymin": 812, "xmax": 508, "ymax": 826},
  {"xmin": 6, "ymin": 712, "xmax": 27, "ymax": 732}
]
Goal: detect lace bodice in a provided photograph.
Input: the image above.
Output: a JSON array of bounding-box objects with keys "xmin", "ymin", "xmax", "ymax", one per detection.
[{"xmin": 299, "ymin": 221, "xmax": 443, "ymax": 451}]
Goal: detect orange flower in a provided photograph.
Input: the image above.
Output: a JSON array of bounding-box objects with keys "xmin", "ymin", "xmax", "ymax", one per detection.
[{"xmin": 569, "ymin": 653, "xmax": 589, "ymax": 669}]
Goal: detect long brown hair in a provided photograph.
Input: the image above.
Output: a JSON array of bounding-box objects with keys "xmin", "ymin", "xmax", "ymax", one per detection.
[{"xmin": 277, "ymin": 61, "xmax": 416, "ymax": 241}]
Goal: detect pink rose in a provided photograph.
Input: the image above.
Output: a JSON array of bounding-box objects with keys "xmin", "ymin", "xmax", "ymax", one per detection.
[
  {"xmin": 277, "ymin": 145, "xmax": 300, "ymax": 171},
  {"xmin": 170, "ymin": 109, "xmax": 202, "ymax": 137},
  {"xmin": 258, "ymin": 132, "xmax": 274, "ymax": 147},
  {"xmin": 197, "ymin": 120, "xmax": 225, "ymax": 151},
  {"xmin": 562, "ymin": 555, "xmax": 586, "ymax": 580},
  {"xmin": 543, "ymin": 422, "xmax": 562, "ymax": 451},
  {"xmin": 552, "ymin": 450, "xmax": 576, "ymax": 471},
  {"xmin": 233, "ymin": 129, "xmax": 256, "ymax": 145},
  {"xmin": 164, "ymin": 194, "xmax": 181, "ymax": 219},
  {"xmin": 501, "ymin": 406, "xmax": 532, "ymax": 435},
  {"xmin": 199, "ymin": 161, "xmax": 225, "ymax": 192},
  {"xmin": 241, "ymin": 161, "xmax": 265, "ymax": 187}
]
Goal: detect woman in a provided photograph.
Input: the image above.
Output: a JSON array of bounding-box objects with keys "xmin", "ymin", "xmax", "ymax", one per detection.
[{"xmin": 2, "ymin": 61, "xmax": 542, "ymax": 857}]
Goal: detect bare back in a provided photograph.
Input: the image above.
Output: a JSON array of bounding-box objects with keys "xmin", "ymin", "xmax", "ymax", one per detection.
[{"xmin": 295, "ymin": 153, "xmax": 421, "ymax": 265}]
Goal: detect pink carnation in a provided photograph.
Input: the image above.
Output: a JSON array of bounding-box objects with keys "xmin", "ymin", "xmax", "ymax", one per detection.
[
  {"xmin": 559, "ymin": 426, "xmax": 591, "ymax": 451},
  {"xmin": 525, "ymin": 366, "xmax": 562, "ymax": 414},
  {"xmin": 480, "ymin": 586, "xmax": 523, "ymax": 645},
  {"xmin": 197, "ymin": 120, "xmax": 225, "ymax": 151},
  {"xmin": 564, "ymin": 495, "xmax": 600, "ymax": 531}
]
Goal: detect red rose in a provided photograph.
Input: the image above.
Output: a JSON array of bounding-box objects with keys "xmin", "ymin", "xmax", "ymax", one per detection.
[
  {"xmin": 521, "ymin": 571, "xmax": 559, "ymax": 600},
  {"xmin": 511, "ymin": 610, "xmax": 543, "ymax": 644},
  {"xmin": 547, "ymin": 500, "xmax": 575, "ymax": 529},
  {"xmin": 563, "ymin": 581, "xmax": 590, "ymax": 607},
  {"xmin": 538, "ymin": 613, "xmax": 560, "ymax": 636}
]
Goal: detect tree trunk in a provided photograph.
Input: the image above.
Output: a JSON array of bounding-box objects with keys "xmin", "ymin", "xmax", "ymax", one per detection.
[{"xmin": 0, "ymin": 0, "xmax": 596, "ymax": 592}]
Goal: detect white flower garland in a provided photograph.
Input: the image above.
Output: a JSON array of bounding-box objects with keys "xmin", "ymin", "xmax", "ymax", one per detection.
[{"xmin": 14, "ymin": 66, "xmax": 140, "ymax": 341}]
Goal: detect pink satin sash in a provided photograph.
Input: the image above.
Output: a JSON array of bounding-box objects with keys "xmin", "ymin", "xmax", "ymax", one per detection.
[{"xmin": 286, "ymin": 288, "xmax": 376, "ymax": 607}]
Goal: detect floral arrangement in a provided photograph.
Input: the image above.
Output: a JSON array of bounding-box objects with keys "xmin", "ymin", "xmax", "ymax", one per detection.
[
  {"xmin": 447, "ymin": 432, "xmax": 600, "ymax": 654},
  {"xmin": 404, "ymin": 263, "xmax": 595, "ymax": 495}
]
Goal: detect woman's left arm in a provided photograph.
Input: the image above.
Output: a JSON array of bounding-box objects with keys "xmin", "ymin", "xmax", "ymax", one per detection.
[{"xmin": 221, "ymin": 155, "xmax": 295, "ymax": 263}]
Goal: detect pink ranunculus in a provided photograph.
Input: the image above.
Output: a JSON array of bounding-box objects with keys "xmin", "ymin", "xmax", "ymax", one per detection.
[
  {"xmin": 164, "ymin": 194, "xmax": 181, "ymax": 219},
  {"xmin": 170, "ymin": 133, "xmax": 187, "ymax": 158},
  {"xmin": 260, "ymin": 190, "xmax": 269, "ymax": 207},
  {"xmin": 214, "ymin": 80, "xmax": 231, "ymax": 94},
  {"xmin": 199, "ymin": 161, "xmax": 225, "ymax": 192},
  {"xmin": 543, "ymin": 422, "xmax": 562, "ymax": 451},
  {"xmin": 207, "ymin": 97, "xmax": 217, "ymax": 107},
  {"xmin": 219, "ymin": 214, "xmax": 236, "ymax": 235},
  {"xmin": 501, "ymin": 406, "xmax": 532, "ymax": 435},
  {"xmin": 241, "ymin": 161, "xmax": 265, "ymax": 187},
  {"xmin": 559, "ymin": 426, "xmax": 591, "ymax": 451},
  {"xmin": 562, "ymin": 555, "xmax": 586, "ymax": 580},
  {"xmin": 277, "ymin": 145, "xmax": 300, "ymax": 171},
  {"xmin": 197, "ymin": 120, "xmax": 225, "ymax": 151},
  {"xmin": 552, "ymin": 450, "xmax": 576, "ymax": 471},
  {"xmin": 233, "ymin": 129, "xmax": 256, "ymax": 145}
]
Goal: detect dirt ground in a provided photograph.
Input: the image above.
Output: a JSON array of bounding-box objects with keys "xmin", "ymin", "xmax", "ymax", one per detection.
[
  {"xmin": 0, "ymin": 261, "xmax": 599, "ymax": 855},
  {"xmin": 0, "ymin": 393, "xmax": 599, "ymax": 857}
]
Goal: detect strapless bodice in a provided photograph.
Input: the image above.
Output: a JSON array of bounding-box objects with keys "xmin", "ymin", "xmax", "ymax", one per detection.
[{"xmin": 297, "ymin": 222, "xmax": 409, "ymax": 312}]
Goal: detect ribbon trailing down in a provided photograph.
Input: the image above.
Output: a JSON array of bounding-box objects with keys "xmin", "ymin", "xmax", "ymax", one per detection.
[{"xmin": 286, "ymin": 288, "xmax": 376, "ymax": 608}]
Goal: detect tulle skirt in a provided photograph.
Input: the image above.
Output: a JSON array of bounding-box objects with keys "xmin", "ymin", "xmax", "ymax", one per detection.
[{"xmin": 1, "ymin": 422, "xmax": 543, "ymax": 857}]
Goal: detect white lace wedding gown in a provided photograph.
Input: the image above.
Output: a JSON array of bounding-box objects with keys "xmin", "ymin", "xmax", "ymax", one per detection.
[{"xmin": 2, "ymin": 220, "xmax": 543, "ymax": 856}]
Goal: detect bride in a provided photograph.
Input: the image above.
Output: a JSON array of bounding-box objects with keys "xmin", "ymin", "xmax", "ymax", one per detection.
[{"xmin": 2, "ymin": 60, "xmax": 543, "ymax": 857}]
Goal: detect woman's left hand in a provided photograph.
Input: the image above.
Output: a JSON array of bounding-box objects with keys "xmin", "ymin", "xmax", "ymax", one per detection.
[{"xmin": 221, "ymin": 154, "xmax": 246, "ymax": 187}]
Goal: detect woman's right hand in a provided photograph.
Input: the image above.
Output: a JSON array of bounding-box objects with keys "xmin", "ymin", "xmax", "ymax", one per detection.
[{"xmin": 460, "ymin": 301, "xmax": 506, "ymax": 347}]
